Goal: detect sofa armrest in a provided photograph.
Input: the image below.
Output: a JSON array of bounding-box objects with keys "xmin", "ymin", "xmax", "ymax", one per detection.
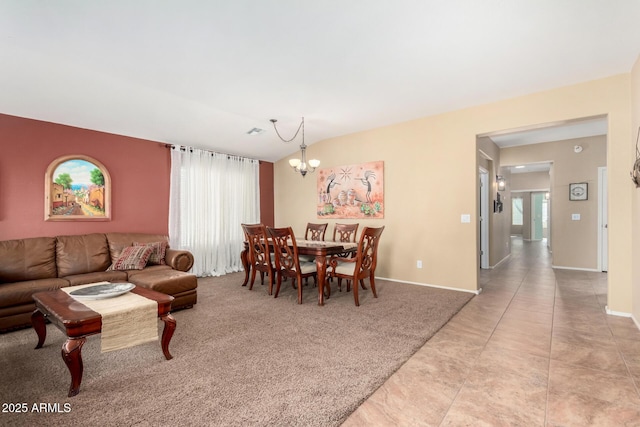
[{"xmin": 165, "ymin": 249, "xmax": 194, "ymax": 272}]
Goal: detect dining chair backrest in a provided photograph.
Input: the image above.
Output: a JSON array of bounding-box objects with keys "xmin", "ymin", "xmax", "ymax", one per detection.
[
  {"xmin": 305, "ymin": 222, "xmax": 328, "ymax": 241},
  {"xmin": 353, "ymin": 226, "xmax": 385, "ymax": 279},
  {"xmin": 242, "ymin": 223, "xmax": 269, "ymax": 263},
  {"xmin": 267, "ymin": 226, "xmax": 317, "ymax": 304},
  {"xmin": 267, "ymin": 226, "xmax": 300, "ymax": 272},
  {"xmin": 333, "ymin": 223, "xmax": 359, "ymax": 243},
  {"xmin": 241, "ymin": 223, "xmax": 274, "ymax": 288}
]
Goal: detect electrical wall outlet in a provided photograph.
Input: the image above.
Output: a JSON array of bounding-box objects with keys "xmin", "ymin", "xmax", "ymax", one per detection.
[{"xmin": 417, "ymin": 260, "xmax": 423, "ymax": 269}]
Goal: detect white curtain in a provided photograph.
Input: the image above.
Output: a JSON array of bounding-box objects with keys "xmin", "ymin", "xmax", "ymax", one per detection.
[{"xmin": 169, "ymin": 146, "xmax": 260, "ymax": 277}]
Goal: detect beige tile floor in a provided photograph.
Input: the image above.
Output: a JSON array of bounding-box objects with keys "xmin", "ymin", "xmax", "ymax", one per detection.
[{"xmin": 343, "ymin": 237, "xmax": 640, "ymax": 426}]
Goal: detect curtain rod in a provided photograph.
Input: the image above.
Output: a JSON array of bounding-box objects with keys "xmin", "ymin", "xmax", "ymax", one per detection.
[{"xmin": 164, "ymin": 144, "xmax": 261, "ymax": 163}]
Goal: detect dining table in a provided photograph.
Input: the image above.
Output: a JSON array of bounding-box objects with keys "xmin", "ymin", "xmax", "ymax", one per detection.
[{"xmin": 241, "ymin": 238, "xmax": 357, "ymax": 306}]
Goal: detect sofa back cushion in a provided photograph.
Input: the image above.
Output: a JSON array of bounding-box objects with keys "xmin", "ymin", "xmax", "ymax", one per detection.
[
  {"xmin": 106, "ymin": 233, "xmax": 169, "ymax": 263},
  {"xmin": 0, "ymin": 237, "xmax": 58, "ymax": 282},
  {"xmin": 56, "ymin": 233, "xmax": 111, "ymax": 277}
]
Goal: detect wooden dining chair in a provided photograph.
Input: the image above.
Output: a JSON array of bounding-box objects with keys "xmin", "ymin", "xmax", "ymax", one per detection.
[
  {"xmin": 300, "ymin": 222, "xmax": 328, "ymax": 264},
  {"xmin": 304, "ymin": 223, "xmax": 328, "ymax": 241},
  {"xmin": 267, "ymin": 226, "xmax": 317, "ymax": 304},
  {"xmin": 241, "ymin": 223, "xmax": 275, "ymax": 295},
  {"xmin": 330, "ymin": 223, "xmax": 359, "ymax": 290},
  {"xmin": 332, "ymin": 223, "xmax": 359, "ymax": 243},
  {"xmin": 327, "ymin": 226, "xmax": 385, "ymax": 306}
]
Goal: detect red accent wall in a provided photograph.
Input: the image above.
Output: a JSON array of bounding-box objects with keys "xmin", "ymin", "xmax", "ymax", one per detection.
[
  {"xmin": 0, "ymin": 114, "xmax": 274, "ymax": 241},
  {"xmin": 259, "ymin": 161, "xmax": 274, "ymax": 227}
]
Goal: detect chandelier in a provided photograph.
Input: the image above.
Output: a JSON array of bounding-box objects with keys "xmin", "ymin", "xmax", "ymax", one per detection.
[{"xmin": 270, "ymin": 117, "xmax": 320, "ymax": 177}]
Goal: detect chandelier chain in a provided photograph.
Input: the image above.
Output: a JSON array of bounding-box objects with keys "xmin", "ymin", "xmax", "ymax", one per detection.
[{"xmin": 270, "ymin": 118, "xmax": 304, "ymax": 144}]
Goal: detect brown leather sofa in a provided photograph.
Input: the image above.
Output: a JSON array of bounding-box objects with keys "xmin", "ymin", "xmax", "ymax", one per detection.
[{"xmin": 0, "ymin": 232, "xmax": 197, "ymax": 332}]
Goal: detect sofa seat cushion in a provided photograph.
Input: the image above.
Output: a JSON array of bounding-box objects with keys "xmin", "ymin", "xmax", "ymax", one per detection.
[
  {"xmin": 56, "ymin": 233, "xmax": 111, "ymax": 277},
  {"xmin": 0, "ymin": 278, "xmax": 69, "ymax": 308},
  {"xmin": 128, "ymin": 269, "xmax": 197, "ymax": 296},
  {"xmin": 126, "ymin": 265, "xmax": 172, "ymax": 276},
  {"xmin": 63, "ymin": 271, "xmax": 129, "ymax": 286},
  {"xmin": 0, "ymin": 237, "xmax": 57, "ymax": 282}
]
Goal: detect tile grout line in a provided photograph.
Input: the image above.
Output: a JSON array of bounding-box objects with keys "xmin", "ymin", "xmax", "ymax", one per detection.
[
  {"xmin": 437, "ymin": 248, "xmax": 532, "ymax": 426},
  {"xmin": 544, "ymin": 272, "xmax": 558, "ymax": 427}
]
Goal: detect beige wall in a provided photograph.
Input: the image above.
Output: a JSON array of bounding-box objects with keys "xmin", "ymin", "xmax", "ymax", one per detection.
[
  {"xmin": 632, "ymin": 55, "xmax": 640, "ymax": 322},
  {"xmin": 511, "ymin": 171, "xmax": 551, "ymax": 191},
  {"xmin": 502, "ymin": 137, "xmax": 606, "ymax": 270},
  {"xmin": 274, "ymin": 74, "xmax": 632, "ymax": 311},
  {"xmin": 477, "ymin": 137, "xmax": 510, "ymax": 267}
]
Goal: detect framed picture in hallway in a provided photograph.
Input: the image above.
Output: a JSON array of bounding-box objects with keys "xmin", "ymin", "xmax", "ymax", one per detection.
[
  {"xmin": 569, "ymin": 182, "xmax": 588, "ymax": 201},
  {"xmin": 44, "ymin": 155, "xmax": 112, "ymax": 221},
  {"xmin": 494, "ymin": 192, "xmax": 503, "ymax": 213}
]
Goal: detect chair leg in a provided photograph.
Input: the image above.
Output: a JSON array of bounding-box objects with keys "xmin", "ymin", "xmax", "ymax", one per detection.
[
  {"xmin": 297, "ymin": 278, "xmax": 303, "ymax": 304},
  {"xmin": 260, "ymin": 271, "xmax": 265, "ymax": 285},
  {"xmin": 324, "ymin": 276, "xmax": 331, "ymax": 299},
  {"xmin": 360, "ymin": 279, "xmax": 367, "ymax": 290},
  {"xmin": 274, "ymin": 273, "xmax": 282, "ymax": 298},
  {"xmin": 268, "ymin": 271, "xmax": 274, "ymax": 295},
  {"xmin": 370, "ymin": 276, "xmax": 378, "ymax": 298},
  {"xmin": 353, "ymin": 279, "xmax": 360, "ymax": 306},
  {"xmin": 249, "ymin": 269, "xmax": 257, "ymax": 290}
]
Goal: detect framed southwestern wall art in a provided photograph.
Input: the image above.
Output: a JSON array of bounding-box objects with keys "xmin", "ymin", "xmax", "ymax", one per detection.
[
  {"xmin": 316, "ymin": 161, "xmax": 384, "ymax": 219},
  {"xmin": 45, "ymin": 155, "xmax": 111, "ymax": 221}
]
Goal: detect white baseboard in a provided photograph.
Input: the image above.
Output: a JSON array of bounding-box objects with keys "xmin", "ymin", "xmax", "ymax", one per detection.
[
  {"xmin": 490, "ymin": 254, "xmax": 511, "ymax": 269},
  {"xmin": 377, "ymin": 276, "xmax": 481, "ymax": 295},
  {"xmin": 552, "ymin": 265, "xmax": 601, "ymax": 272},
  {"xmin": 605, "ymin": 305, "xmax": 632, "ymax": 318}
]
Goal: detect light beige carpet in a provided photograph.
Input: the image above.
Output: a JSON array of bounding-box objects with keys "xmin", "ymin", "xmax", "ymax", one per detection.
[{"xmin": 0, "ymin": 272, "xmax": 473, "ymax": 426}]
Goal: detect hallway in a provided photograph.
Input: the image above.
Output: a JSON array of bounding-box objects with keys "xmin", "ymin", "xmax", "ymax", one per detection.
[{"xmin": 343, "ymin": 237, "xmax": 640, "ymax": 426}]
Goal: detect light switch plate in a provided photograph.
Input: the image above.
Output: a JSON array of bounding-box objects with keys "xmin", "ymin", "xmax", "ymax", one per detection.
[
  {"xmin": 461, "ymin": 214, "xmax": 471, "ymax": 223},
  {"xmin": 572, "ymin": 213, "xmax": 581, "ymax": 220}
]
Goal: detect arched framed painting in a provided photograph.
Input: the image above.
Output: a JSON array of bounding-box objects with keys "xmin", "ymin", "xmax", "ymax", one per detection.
[{"xmin": 45, "ymin": 155, "xmax": 111, "ymax": 221}]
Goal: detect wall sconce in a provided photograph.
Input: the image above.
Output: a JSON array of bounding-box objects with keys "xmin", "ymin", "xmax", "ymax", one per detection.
[{"xmin": 496, "ymin": 175, "xmax": 506, "ymax": 191}]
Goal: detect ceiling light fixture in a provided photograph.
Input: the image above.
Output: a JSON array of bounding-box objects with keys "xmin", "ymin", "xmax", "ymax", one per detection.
[{"xmin": 270, "ymin": 116, "xmax": 319, "ymax": 177}]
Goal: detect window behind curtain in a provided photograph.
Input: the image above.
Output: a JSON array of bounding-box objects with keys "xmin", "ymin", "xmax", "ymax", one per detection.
[{"xmin": 169, "ymin": 146, "xmax": 260, "ymax": 277}]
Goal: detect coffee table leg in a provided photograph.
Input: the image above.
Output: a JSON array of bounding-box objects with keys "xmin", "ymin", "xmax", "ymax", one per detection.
[
  {"xmin": 160, "ymin": 313, "xmax": 176, "ymax": 360},
  {"xmin": 62, "ymin": 337, "xmax": 86, "ymax": 397},
  {"xmin": 31, "ymin": 309, "xmax": 47, "ymax": 349}
]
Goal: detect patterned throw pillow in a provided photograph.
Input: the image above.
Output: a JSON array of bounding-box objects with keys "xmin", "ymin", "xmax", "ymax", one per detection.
[
  {"xmin": 134, "ymin": 241, "xmax": 167, "ymax": 265},
  {"xmin": 107, "ymin": 245, "xmax": 154, "ymax": 271}
]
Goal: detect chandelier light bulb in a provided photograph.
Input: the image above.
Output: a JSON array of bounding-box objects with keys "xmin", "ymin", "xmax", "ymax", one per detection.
[{"xmin": 289, "ymin": 158, "xmax": 301, "ymax": 168}]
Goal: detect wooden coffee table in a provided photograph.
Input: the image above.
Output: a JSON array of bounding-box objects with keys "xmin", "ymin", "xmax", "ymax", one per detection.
[{"xmin": 31, "ymin": 286, "xmax": 176, "ymax": 397}]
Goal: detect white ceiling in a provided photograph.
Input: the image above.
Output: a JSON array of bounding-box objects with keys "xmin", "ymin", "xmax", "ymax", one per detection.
[{"xmin": 0, "ymin": 1, "xmax": 638, "ymax": 162}]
